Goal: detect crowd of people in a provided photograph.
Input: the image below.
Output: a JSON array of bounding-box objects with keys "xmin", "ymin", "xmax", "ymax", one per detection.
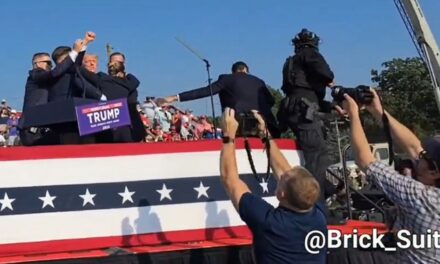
[
  {"xmin": 0, "ymin": 99, "xmax": 20, "ymax": 147},
  {"xmin": 139, "ymin": 99, "xmax": 219, "ymax": 142}
]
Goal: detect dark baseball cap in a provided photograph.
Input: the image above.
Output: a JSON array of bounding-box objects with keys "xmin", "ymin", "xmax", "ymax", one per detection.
[{"xmin": 422, "ymin": 136, "xmax": 440, "ymax": 171}]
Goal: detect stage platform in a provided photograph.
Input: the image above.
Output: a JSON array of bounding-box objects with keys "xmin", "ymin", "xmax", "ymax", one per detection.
[{"xmin": 0, "ymin": 140, "xmax": 396, "ymax": 263}]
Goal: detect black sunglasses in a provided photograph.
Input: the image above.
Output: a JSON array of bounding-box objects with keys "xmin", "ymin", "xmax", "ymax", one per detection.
[
  {"xmin": 418, "ymin": 150, "xmax": 439, "ymax": 173},
  {"xmin": 35, "ymin": 60, "xmax": 52, "ymax": 67}
]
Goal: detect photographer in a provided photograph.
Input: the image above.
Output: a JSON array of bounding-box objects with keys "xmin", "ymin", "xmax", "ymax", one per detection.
[
  {"xmin": 157, "ymin": 61, "xmax": 280, "ymax": 138},
  {"xmin": 338, "ymin": 90, "xmax": 440, "ymax": 263},
  {"xmin": 278, "ymin": 28, "xmax": 334, "ymax": 201},
  {"xmin": 220, "ymin": 107, "xmax": 326, "ymax": 263}
]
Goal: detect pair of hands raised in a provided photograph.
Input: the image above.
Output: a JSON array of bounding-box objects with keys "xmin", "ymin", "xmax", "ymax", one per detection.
[
  {"xmin": 73, "ymin": 31, "xmax": 96, "ymax": 53},
  {"xmin": 221, "ymin": 108, "xmax": 266, "ymax": 139},
  {"xmin": 335, "ymin": 88, "xmax": 384, "ymax": 120}
]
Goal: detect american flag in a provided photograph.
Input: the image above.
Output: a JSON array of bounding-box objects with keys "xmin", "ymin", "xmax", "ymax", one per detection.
[{"xmin": 0, "ymin": 139, "xmax": 300, "ymax": 257}]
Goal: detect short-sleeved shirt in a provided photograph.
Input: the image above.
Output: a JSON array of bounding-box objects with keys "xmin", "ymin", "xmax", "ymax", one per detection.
[
  {"xmin": 239, "ymin": 192, "xmax": 327, "ymax": 264},
  {"xmin": 7, "ymin": 118, "xmax": 18, "ymax": 136},
  {"xmin": 366, "ymin": 161, "xmax": 440, "ymax": 263}
]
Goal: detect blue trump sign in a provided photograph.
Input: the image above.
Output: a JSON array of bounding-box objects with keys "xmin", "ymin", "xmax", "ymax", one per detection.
[{"xmin": 75, "ymin": 98, "xmax": 131, "ymax": 136}]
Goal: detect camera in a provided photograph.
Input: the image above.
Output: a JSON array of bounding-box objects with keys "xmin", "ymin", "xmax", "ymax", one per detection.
[
  {"xmin": 145, "ymin": 96, "xmax": 155, "ymax": 102},
  {"xmin": 236, "ymin": 111, "xmax": 259, "ymax": 137},
  {"xmin": 331, "ymin": 85, "xmax": 374, "ymax": 105}
]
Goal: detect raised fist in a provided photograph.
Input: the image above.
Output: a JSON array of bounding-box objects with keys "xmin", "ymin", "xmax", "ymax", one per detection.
[{"xmin": 84, "ymin": 31, "xmax": 96, "ymax": 44}]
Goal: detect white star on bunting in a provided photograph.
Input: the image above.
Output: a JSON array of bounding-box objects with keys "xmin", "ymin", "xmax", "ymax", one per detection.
[
  {"xmin": 39, "ymin": 190, "xmax": 56, "ymax": 209},
  {"xmin": 79, "ymin": 188, "xmax": 96, "ymax": 206},
  {"xmin": 259, "ymin": 178, "xmax": 269, "ymax": 194},
  {"xmin": 118, "ymin": 186, "xmax": 135, "ymax": 204},
  {"xmin": 193, "ymin": 181, "xmax": 210, "ymax": 199},
  {"xmin": 156, "ymin": 184, "xmax": 173, "ymax": 201},
  {"xmin": 0, "ymin": 192, "xmax": 15, "ymax": 212}
]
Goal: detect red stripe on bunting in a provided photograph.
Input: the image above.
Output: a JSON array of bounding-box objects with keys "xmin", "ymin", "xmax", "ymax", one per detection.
[
  {"xmin": 0, "ymin": 226, "xmax": 252, "ymax": 258},
  {"xmin": 0, "ymin": 139, "xmax": 297, "ymax": 161}
]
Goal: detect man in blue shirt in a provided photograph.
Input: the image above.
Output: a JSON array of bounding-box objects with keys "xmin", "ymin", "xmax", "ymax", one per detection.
[
  {"xmin": 219, "ymin": 107, "xmax": 327, "ymax": 264},
  {"xmin": 6, "ymin": 110, "xmax": 18, "ymax": 146}
]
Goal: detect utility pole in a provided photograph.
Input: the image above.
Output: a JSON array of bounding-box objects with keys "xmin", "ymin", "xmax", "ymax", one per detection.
[
  {"xmin": 395, "ymin": 0, "xmax": 440, "ymax": 112},
  {"xmin": 330, "ymin": 118, "xmax": 346, "ymax": 164},
  {"xmin": 106, "ymin": 43, "xmax": 113, "ymax": 59}
]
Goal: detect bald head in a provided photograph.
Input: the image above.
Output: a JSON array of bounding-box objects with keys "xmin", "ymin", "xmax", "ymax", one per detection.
[{"xmin": 83, "ymin": 54, "xmax": 98, "ymax": 73}]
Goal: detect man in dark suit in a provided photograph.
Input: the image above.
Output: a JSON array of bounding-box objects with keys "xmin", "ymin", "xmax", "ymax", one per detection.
[
  {"xmin": 20, "ymin": 39, "xmax": 87, "ymax": 146},
  {"xmin": 78, "ymin": 52, "xmax": 145, "ymax": 142},
  {"xmin": 48, "ymin": 32, "xmax": 103, "ymax": 102},
  {"xmin": 158, "ymin": 61, "xmax": 280, "ymax": 137}
]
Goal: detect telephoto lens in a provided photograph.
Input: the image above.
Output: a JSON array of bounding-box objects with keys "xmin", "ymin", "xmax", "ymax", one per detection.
[{"xmin": 331, "ymin": 85, "xmax": 373, "ymax": 105}]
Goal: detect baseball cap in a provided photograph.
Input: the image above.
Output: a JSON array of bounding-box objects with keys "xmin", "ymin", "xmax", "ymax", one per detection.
[
  {"xmin": 10, "ymin": 109, "xmax": 17, "ymax": 114},
  {"xmin": 422, "ymin": 136, "xmax": 440, "ymax": 172}
]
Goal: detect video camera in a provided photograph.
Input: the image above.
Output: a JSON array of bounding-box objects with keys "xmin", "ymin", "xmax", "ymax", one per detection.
[
  {"xmin": 331, "ymin": 85, "xmax": 374, "ymax": 105},
  {"xmin": 235, "ymin": 111, "xmax": 259, "ymax": 138}
]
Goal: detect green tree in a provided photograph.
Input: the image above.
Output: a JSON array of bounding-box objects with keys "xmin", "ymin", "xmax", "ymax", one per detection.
[{"xmin": 371, "ymin": 57, "xmax": 440, "ymax": 137}]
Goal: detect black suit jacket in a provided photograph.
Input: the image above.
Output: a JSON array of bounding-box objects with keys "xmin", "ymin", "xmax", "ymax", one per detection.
[
  {"xmin": 73, "ymin": 69, "xmax": 103, "ymax": 100},
  {"xmin": 22, "ymin": 55, "xmax": 75, "ymax": 111},
  {"xmin": 48, "ymin": 51, "xmax": 86, "ymax": 102},
  {"xmin": 179, "ymin": 73, "xmax": 279, "ymax": 136},
  {"xmin": 179, "ymin": 73, "xmax": 274, "ymax": 115},
  {"xmin": 79, "ymin": 68, "xmax": 140, "ymax": 102}
]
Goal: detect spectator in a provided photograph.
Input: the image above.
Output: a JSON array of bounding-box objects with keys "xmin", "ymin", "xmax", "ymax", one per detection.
[
  {"xmin": 0, "ymin": 129, "xmax": 6, "ymax": 147},
  {"xmin": 169, "ymin": 125, "xmax": 181, "ymax": 142},
  {"xmin": 142, "ymin": 97, "xmax": 158, "ymax": 124},
  {"xmin": 7, "ymin": 110, "xmax": 19, "ymax": 146},
  {"xmin": 338, "ymin": 89, "xmax": 440, "ymax": 263},
  {"xmin": 172, "ymin": 110, "xmax": 182, "ymax": 132},
  {"xmin": 180, "ymin": 122, "xmax": 191, "ymax": 141},
  {"xmin": 220, "ymin": 108, "xmax": 326, "ymax": 264},
  {"xmin": 200, "ymin": 116, "xmax": 214, "ymax": 139},
  {"xmin": 0, "ymin": 107, "xmax": 9, "ymax": 124},
  {"xmin": 1, "ymin": 99, "xmax": 6, "ymax": 107},
  {"xmin": 194, "ymin": 119, "xmax": 205, "ymax": 139},
  {"xmin": 155, "ymin": 105, "xmax": 172, "ymax": 132},
  {"xmin": 151, "ymin": 124, "xmax": 164, "ymax": 142}
]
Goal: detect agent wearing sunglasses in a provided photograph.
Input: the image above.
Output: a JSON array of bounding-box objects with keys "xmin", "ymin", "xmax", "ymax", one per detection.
[
  {"xmin": 23, "ymin": 38, "xmax": 87, "ymax": 112},
  {"xmin": 338, "ymin": 89, "xmax": 440, "ymax": 264}
]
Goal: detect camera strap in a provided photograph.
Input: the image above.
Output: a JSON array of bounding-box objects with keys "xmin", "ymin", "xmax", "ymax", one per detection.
[
  {"xmin": 243, "ymin": 127, "xmax": 271, "ymax": 183},
  {"xmin": 379, "ymin": 96, "xmax": 394, "ymax": 166}
]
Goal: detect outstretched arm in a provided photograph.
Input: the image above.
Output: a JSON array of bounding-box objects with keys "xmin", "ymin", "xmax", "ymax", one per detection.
[
  {"xmin": 365, "ymin": 89, "xmax": 422, "ymax": 160},
  {"xmin": 156, "ymin": 75, "xmax": 227, "ymax": 106},
  {"xmin": 220, "ymin": 108, "xmax": 250, "ymax": 211}
]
